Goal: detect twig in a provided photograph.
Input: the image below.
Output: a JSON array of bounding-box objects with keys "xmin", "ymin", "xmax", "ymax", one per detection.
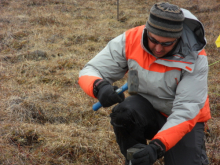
[{"xmin": 117, "ymin": 0, "xmax": 119, "ymax": 21}]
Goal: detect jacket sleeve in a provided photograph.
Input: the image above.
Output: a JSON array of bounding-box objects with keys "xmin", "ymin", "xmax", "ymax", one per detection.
[
  {"xmin": 153, "ymin": 53, "xmax": 211, "ymax": 151},
  {"xmin": 78, "ymin": 33, "xmax": 128, "ymax": 98}
]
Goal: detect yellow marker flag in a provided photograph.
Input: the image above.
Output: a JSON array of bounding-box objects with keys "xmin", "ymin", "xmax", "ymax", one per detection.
[{"xmin": 215, "ymin": 35, "xmax": 220, "ymax": 48}]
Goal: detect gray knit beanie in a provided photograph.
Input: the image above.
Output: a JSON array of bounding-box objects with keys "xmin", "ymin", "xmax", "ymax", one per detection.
[{"xmin": 146, "ymin": 2, "xmax": 185, "ymax": 38}]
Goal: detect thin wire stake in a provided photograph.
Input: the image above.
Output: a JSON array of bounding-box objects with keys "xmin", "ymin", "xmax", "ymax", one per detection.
[{"xmin": 117, "ymin": 0, "xmax": 119, "ymax": 21}]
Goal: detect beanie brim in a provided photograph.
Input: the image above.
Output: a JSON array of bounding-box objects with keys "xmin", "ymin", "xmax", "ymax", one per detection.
[{"xmin": 146, "ymin": 21, "xmax": 182, "ymax": 38}]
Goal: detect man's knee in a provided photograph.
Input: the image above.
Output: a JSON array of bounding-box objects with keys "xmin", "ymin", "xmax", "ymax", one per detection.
[
  {"xmin": 110, "ymin": 101, "xmax": 135, "ymax": 129},
  {"xmin": 110, "ymin": 95, "xmax": 160, "ymax": 129}
]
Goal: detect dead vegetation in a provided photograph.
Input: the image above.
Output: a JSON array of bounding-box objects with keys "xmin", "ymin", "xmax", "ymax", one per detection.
[{"xmin": 0, "ymin": 0, "xmax": 220, "ymax": 164}]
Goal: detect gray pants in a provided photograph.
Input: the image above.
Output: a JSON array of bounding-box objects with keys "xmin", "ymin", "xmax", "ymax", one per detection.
[{"xmin": 110, "ymin": 95, "xmax": 209, "ymax": 165}]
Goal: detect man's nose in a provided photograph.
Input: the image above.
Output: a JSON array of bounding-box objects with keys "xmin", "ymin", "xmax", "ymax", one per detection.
[{"xmin": 155, "ymin": 44, "xmax": 163, "ymax": 52}]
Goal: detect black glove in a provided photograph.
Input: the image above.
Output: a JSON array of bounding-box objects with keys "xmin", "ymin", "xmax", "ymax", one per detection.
[
  {"xmin": 93, "ymin": 79, "xmax": 125, "ymax": 107},
  {"xmin": 131, "ymin": 139, "xmax": 166, "ymax": 165}
]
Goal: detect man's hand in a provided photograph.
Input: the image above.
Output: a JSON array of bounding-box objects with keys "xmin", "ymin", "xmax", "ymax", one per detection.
[
  {"xmin": 131, "ymin": 139, "xmax": 166, "ymax": 165},
  {"xmin": 93, "ymin": 79, "xmax": 125, "ymax": 107}
]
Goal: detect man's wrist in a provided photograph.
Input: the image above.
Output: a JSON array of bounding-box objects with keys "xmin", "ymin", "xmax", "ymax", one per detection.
[
  {"xmin": 149, "ymin": 139, "xmax": 166, "ymax": 159},
  {"xmin": 93, "ymin": 79, "xmax": 110, "ymax": 97}
]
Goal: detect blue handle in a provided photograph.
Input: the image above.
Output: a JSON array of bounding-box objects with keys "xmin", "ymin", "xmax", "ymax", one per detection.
[{"xmin": 93, "ymin": 83, "xmax": 128, "ymax": 111}]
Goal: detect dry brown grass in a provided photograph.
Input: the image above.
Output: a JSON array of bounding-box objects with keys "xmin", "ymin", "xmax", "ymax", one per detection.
[{"xmin": 0, "ymin": 0, "xmax": 220, "ymax": 164}]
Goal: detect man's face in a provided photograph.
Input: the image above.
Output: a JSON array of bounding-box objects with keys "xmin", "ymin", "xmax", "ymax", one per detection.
[{"xmin": 147, "ymin": 31, "xmax": 178, "ymax": 58}]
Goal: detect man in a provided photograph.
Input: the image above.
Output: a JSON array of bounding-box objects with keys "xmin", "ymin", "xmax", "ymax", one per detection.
[{"xmin": 78, "ymin": 2, "xmax": 211, "ymax": 165}]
